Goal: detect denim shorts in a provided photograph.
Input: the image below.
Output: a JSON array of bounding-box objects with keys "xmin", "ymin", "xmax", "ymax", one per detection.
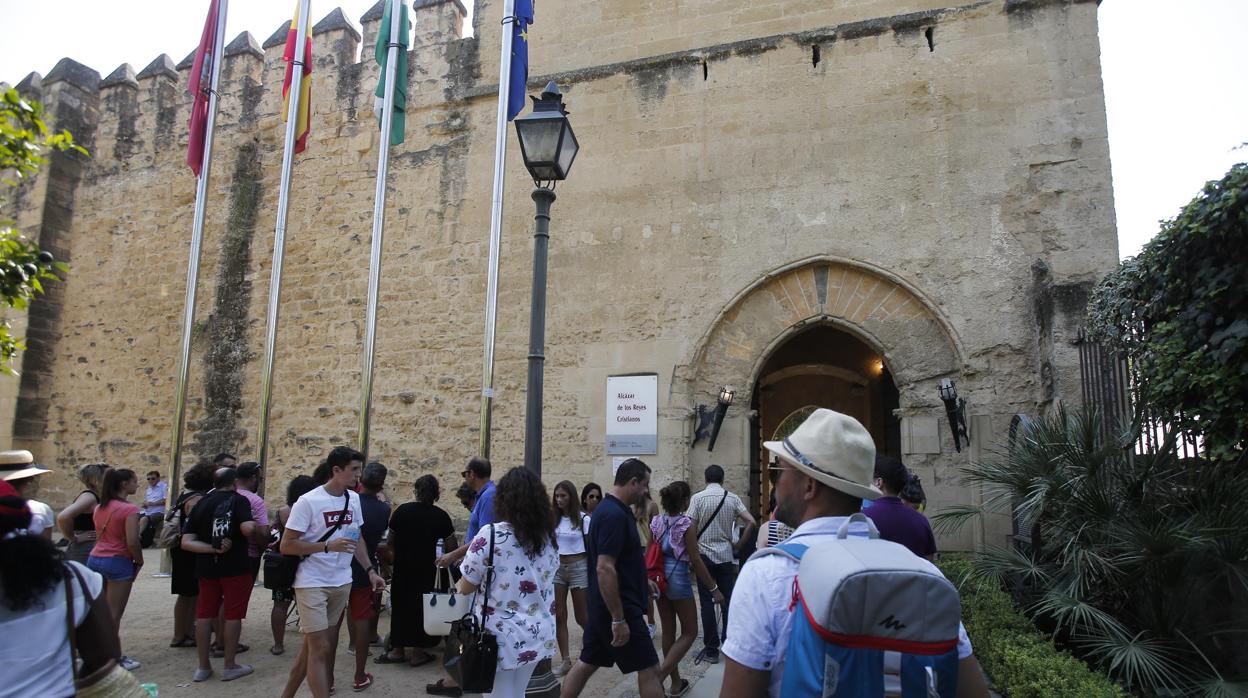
[
  {"xmin": 87, "ymin": 555, "xmax": 136, "ymax": 582},
  {"xmin": 663, "ymin": 558, "xmax": 693, "ymax": 600},
  {"xmin": 555, "ymin": 557, "xmax": 588, "ymax": 589}
]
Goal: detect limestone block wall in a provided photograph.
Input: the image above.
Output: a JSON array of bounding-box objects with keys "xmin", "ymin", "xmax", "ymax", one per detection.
[{"xmin": 5, "ymin": 0, "xmax": 1116, "ymax": 551}]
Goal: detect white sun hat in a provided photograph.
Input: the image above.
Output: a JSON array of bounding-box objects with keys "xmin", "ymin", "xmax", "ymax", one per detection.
[
  {"xmin": 763, "ymin": 408, "xmax": 882, "ymax": 501},
  {"xmin": 0, "ymin": 450, "xmax": 51, "ymax": 481}
]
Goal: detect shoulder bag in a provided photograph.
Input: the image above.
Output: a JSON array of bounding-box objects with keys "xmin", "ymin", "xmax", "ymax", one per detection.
[
  {"xmin": 264, "ymin": 491, "xmax": 350, "ymax": 591},
  {"xmin": 159, "ymin": 490, "xmax": 200, "ymax": 550},
  {"xmin": 457, "ymin": 523, "xmax": 499, "ymax": 693},
  {"xmin": 423, "ymin": 564, "xmax": 465, "ymax": 637},
  {"xmin": 696, "ymin": 490, "xmax": 729, "ymax": 539},
  {"xmin": 63, "ymin": 564, "xmax": 148, "ymax": 698}
]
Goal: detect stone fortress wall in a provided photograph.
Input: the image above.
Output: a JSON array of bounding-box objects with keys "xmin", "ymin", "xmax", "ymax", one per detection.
[{"xmin": 2, "ymin": 0, "xmax": 1117, "ymax": 550}]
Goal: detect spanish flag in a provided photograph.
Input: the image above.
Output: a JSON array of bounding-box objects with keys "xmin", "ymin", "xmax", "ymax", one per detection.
[{"xmin": 282, "ymin": 1, "xmax": 313, "ymax": 153}]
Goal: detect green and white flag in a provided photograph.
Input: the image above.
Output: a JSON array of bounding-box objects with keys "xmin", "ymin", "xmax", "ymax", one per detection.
[{"xmin": 374, "ymin": 0, "xmax": 410, "ymax": 145}]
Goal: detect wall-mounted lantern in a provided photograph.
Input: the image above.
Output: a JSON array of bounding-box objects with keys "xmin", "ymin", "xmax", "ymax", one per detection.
[
  {"xmin": 939, "ymin": 378, "xmax": 969, "ymax": 452},
  {"xmin": 692, "ymin": 386, "xmax": 736, "ymax": 451}
]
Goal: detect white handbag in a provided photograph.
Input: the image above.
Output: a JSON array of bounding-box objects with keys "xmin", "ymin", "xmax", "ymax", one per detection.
[{"xmin": 423, "ymin": 566, "xmax": 465, "ymax": 637}]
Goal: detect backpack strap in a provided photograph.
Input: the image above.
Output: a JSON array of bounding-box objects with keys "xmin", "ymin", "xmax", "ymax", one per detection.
[
  {"xmin": 837, "ymin": 512, "xmax": 880, "ymax": 539},
  {"xmin": 746, "ymin": 541, "xmax": 808, "ymax": 564}
]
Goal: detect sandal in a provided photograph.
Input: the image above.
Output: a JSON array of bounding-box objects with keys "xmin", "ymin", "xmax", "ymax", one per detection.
[
  {"xmin": 169, "ymin": 636, "xmax": 196, "ymax": 648},
  {"xmin": 426, "ymin": 679, "xmax": 463, "ymax": 697},
  {"xmin": 211, "ymin": 642, "xmax": 250, "ymax": 658},
  {"xmin": 270, "ymin": 645, "xmax": 285, "ymax": 655},
  {"xmin": 375, "ymin": 653, "xmax": 408, "ymax": 664},
  {"xmin": 666, "ymin": 679, "xmax": 691, "ymax": 697},
  {"xmin": 408, "ymin": 653, "xmax": 436, "ymax": 668},
  {"xmin": 353, "ymin": 673, "xmax": 374, "ymax": 692}
]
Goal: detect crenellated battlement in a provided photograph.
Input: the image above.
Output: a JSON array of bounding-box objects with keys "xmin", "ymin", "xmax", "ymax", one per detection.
[{"xmin": 14, "ymin": 2, "xmax": 473, "ymax": 176}]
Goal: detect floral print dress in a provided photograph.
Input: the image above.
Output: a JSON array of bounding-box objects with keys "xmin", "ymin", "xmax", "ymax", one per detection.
[{"xmin": 460, "ymin": 521, "xmax": 559, "ymax": 670}]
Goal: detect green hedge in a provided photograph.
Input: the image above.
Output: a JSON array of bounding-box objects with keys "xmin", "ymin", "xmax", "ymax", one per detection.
[{"xmin": 939, "ymin": 555, "xmax": 1126, "ymax": 698}]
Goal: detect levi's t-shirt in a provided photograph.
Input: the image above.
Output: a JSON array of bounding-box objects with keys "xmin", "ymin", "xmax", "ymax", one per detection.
[{"xmin": 286, "ymin": 485, "xmax": 363, "ymax": 589}]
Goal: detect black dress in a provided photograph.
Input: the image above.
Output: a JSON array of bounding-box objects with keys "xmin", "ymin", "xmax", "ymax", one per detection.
[
  {"xmin": 388, "ymin": 501, "xmax": 454, "ymax": 649},
  {"xmin": 169, "ymin": 491, "xmax": 204, "ymax": 596}
]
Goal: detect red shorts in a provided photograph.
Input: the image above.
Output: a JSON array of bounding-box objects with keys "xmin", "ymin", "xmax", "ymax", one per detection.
[
  {"xmin": 348, "ymin": 586, "xmax": 378, "ymax": 621},
  {"xmin": 197, "ymin": 574, "xmax": 254, "ymax": 620}
]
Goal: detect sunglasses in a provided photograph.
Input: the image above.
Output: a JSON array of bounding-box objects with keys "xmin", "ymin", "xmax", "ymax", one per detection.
[
  {"xmin": 767, "ymin": 465, "xmax": 797, "ymax": 485},
  {"xmin": 146, "ymin": 477, "xmax": 158, "ymax": 481},
  {"xmin": 586, "ymin": 493, "xmax": 600, "ymax": 500}
]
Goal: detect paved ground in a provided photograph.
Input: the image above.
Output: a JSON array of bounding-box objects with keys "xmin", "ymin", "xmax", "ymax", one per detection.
[{"xmin": 118, "ymin": 548, "xmax": 716, "ymax": 697}]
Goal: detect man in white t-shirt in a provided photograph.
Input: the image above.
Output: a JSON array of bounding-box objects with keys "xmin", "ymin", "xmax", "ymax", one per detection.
[
  {"xmin": 720, "ymin": 409, "xmax": 991, "ymax": 698},
  {"xmin": 279, "ymin": 447, "xmax": 385, "ymax": 698}
]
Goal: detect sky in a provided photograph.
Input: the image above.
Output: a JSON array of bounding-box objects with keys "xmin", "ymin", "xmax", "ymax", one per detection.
[{"xmin": 1, "ymin": 1, "xmax": 1245, "ymax": 261}]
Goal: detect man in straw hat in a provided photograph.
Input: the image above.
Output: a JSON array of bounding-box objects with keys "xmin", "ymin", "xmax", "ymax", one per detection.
[
  {"xmin": 718, "ymin": 408, "xmax": 990, "ymax": 697},
  {"xmin": 0, "ymin": 449, "xmax": 53, "ymax": 539}
]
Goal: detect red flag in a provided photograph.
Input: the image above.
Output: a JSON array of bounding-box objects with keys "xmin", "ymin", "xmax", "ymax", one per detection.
[
  {"xmin": 186, "ymin": 0, "xmax": 221, "ymax": 176},
  {"xmin": 282, "ymin": 2, "xmax": 313, "ymax": 154}
]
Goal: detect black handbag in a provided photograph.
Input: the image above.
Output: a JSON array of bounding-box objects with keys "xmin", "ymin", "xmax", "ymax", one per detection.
[
  {"xmin": 457, "ymin": 524, "xmax": 499, "ymax": 694},
  {"xmin": 263, "ymin": 491, "xmax": 350, "ymax": 591}
]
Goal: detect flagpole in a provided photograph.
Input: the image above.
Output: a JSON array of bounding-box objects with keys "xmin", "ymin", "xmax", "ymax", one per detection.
[
  {"xmin": 169, "ymin": 0, "xmax": 228, "ymax": 491},
  {"xmin": 477, "ymin": 0, "xmax": 518, "ymax": 459},
  {"xmin": 357, "ymin": 0, "xmax": 403, "ymax": 462},
  {"xmin": 256, "ymin": 0, "xmax": 311, "ymax": 470}
]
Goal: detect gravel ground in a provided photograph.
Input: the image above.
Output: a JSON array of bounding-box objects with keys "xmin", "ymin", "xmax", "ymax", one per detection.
[{"xmin": 117, "ymin": 548, "xmax": 713, "ymax": 698}]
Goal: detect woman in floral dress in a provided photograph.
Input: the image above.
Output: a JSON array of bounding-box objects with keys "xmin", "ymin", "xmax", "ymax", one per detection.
[{"xmin": 459, "ymin": 467, "xmax": 559, "ymax": 697}]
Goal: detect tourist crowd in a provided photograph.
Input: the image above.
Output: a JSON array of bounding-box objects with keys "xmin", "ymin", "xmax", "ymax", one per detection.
[{"xmin": 0, "ymin": 408, "xmax": 990, "ymax": 698}]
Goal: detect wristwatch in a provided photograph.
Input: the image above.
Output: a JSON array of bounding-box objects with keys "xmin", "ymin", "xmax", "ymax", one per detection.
[{"xmin": 611, "ymin": 618, "xmax": 627, "ymax": 626}]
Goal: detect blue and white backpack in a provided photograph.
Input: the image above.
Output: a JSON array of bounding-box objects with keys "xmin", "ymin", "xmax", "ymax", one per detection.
[{"xmin": 752, "ymin": 513, "xmax": 961, "ymax": 697}]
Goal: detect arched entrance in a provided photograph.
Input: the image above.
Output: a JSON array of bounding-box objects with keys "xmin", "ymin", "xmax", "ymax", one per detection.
[
  {"xmin": 749, "ymin": 324, "xmax": 900, "ymax": 515},
  {"xmin": 675, "ymin": 256, "xmax": 963, "ymax": 513}
]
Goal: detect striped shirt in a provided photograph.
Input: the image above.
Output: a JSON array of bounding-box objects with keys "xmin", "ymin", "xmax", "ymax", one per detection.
[{"xmin": 686, "ymin": 484, "xmax": 747, "ymax": 565}]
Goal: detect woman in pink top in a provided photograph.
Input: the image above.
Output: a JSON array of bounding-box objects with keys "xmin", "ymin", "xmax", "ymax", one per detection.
[
  {"xmin": 650, "ymin": 481, "xmax": 724, "ymax": 697},
  {"xmin": 87, "ymin": 467, "xmax": 143, "ymax": 671}
]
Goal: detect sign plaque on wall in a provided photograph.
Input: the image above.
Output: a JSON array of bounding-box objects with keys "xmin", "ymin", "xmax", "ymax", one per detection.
[{"xmin": 605, "ymin": 374, "xmax": 658, "ymax": 454}]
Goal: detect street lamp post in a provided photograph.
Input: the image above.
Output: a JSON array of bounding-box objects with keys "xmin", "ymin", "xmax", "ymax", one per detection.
[{"xmin": 514, "ymin": 83, "xmax": 579, "ymax": 477}]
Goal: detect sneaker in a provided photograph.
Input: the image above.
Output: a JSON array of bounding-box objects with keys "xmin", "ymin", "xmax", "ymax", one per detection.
[
  {"xmin": 221, "ymin": 664, "xmax": 254, "ymax": 682},
  {"xmin": 693, "ymin": 648, "xmax": 719, "ymax": 665},
  {"xmin": 120, "ymin": 656, "xmax": 141, "ymax": 671},
  {"xmin": 552, "ymin": 658, "xmax": 572, "ymax": 677},
  {"xmin": 152, "ymin": 572, "xmax": 172, "ymax": 578},
  {"xmin": 647, "ymin": 623, "xmax": 656, "ymax": 638},
  {"xmin": 193, "ymin": 668, "xmax": 213, "ymax": 682}
]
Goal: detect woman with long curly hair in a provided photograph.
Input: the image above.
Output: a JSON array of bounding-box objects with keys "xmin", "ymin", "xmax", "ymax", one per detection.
[
  {"xmin": 457, "ymin": 467, "xmax": 558, "ymax": 697},
  {"xmin": 55, "ymin": 462, "xmax": 110, "ymax": 565},
  {"xmin": 550, "ymin": 480, "xmax": 590, "ymax": 676},
  {"xmin": 652, "ymin": 481, "xmax": 723, "ymax": 697},
  {"xmin": 169, "ymin": 460, "xmax": 216, "ymax": 649},
  {"xmin": 0, "ymin": 495, "xmax": 122, "ymax": 696}
]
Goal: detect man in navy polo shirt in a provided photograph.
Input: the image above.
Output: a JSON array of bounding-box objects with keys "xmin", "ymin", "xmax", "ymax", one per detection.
[
  {"xmin": 561, "ymin": 458, "xmax": 663, "ymax": 698},
  {"xmin": 862, "ymin": 455, "xmax": 937, "ymax": 559}
]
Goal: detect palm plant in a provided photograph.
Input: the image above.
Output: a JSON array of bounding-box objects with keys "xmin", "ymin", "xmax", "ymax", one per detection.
[{"xmin": 935, "ymin": 407, "xmax": 1248, "ymax": 696}]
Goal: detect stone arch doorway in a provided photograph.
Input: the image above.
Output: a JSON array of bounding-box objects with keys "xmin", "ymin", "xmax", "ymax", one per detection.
[
  {"xmin": 749, "ymin": 324, "xmax": 901, "ymax": 515},
  {"xmin": 676, "ymin": 257, "xmax": 963, "ymax": 511}
]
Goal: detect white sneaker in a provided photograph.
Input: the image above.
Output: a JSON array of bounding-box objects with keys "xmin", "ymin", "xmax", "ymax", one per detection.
[
  {"xmin": 647, "ymin": 623, "xmax": 656, "ymax": 638},
  {"xmin": 120, "ymin": 656, "xmax": 141, "ymax": 671},
  {"xmin": 553, "ymin": 658, "xmax": 572, "ymax": 677}
]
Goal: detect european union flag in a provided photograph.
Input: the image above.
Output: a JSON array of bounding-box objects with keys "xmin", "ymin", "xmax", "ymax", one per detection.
[{"xmin": 507, "ymin": 0, "xmax": 534, "ymax": 121}]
